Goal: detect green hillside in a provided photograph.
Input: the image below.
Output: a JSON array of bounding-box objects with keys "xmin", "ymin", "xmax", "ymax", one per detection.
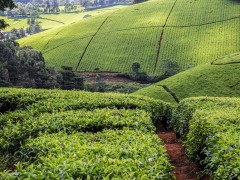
[
  {"xmin": 134, "ymin": 52, "xmax": 240, "ymax": 103},
  {"xmin": 18, "ymin": 0, "xmax": 240, "ymax": 74},
  {"xmin": 2, "ymin": 6, "xmax": 124, "ymax": 31}
]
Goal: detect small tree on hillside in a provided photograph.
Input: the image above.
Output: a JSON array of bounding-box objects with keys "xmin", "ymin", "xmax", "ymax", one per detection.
[
  {"xmin": 132, "ymin": 62, "xmax": 140, "ymax": 74},
  {"xmin": 59, "ymin": 66, "xmax": 84, "ymax": 90},
  {"xmin": 0, "ymin": 0, "xmax": 15, "ymax": 30},
  {"xmin": 133, "ymin": 0, "xmax": 147, "ymax": 4},
  {"xmin": 160, "ymin": 59, "xmax": 180, "ymax": 77}
]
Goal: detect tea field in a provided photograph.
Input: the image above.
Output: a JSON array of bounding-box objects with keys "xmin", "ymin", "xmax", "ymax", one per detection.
[
  {"xmin": 170, "ymin": 97, "xmax": 240, "ymax": 179},
  {"xmin": 0, "ymin": 88, "xmax": 174, "ymax": 179},
  {"xmin": 17, "ymin": 0, "xmax": 240, "ymax": 74},
  {"xmin": 134, "ymin": 52, "xmax": 240, "ymax": 103},
  {"xmin": 0, "ymin": 88, "xmax": 239, "ymax": 178}
]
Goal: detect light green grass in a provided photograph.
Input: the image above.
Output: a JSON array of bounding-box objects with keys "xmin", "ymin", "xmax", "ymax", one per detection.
[
  {"xmin": 157, "ymin": 18, "xmax": 240, "ymax": 70},
  {"xmin": 1, "ymin": 5, "xmax": 124, "ymax": 32},
  {"xmin": 134, "ymin": 52, "xmax": 240, "ymax": 103},
  {"xmin": 17, "ymin": 0, "xmax": 240, "ymax": 73},
  {"xmin": 78, "ymin": 27, "xmax": 162, "ymax": 72}
]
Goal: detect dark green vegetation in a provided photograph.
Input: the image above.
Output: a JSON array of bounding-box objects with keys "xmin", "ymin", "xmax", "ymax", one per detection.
[
  {"xmin": 170, "ymin": 97, "xmax": 240, "ymax": 179},
  {"xmin": 0, "ymin": 0, "xmax": 15, "ymax": 29},
  {"xmin": 18, "ymin": 0, "xmax": 240, "ymax": 74},
  {"xmin": 134, "ymin": 52, "xmax": 240, "ymax": 103},
  {"xmin": 1, "ymin": 88, "xmax": 239, "ymax": 179},
  {"xmin": 0, "ymin": 41, "xmax": 59, "ymax": 88},
  {"xmin": 0, "ymin": 88, "xmax": 173, "ymax": 179},
  {"xmin": 0, "ymin": 41, "xmax": 85, "ymax": 89}
]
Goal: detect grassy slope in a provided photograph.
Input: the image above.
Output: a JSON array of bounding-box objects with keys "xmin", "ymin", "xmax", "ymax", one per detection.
[
  {"xmin": 134, "ymin": 52, "xmax": 240, "ymax": 103},
  {"xmin": 1, "ymin": 6, "xmax": 124, "ymax": 31},
  {"xmin": 17, "ymin": 0, "xmax": 240, "ymax": 73}
]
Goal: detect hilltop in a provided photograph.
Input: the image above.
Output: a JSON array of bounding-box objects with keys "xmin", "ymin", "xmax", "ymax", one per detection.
[
  {"xmin": 134, "ymin": 52, "xmax": 240, "ymax": 103},
  {"xmin": 17, "ymin": 0, "xmax": 240, "ymax": 74}
]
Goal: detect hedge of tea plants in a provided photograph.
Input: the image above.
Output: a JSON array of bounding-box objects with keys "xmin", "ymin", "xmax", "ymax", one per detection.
[
  {"xmin": 0, "ymin": 88, "xmax": 174, "ymax": 179},
  {"xmin": 170, "ymin": 97, "xmax": 240, "ymax": 179}
]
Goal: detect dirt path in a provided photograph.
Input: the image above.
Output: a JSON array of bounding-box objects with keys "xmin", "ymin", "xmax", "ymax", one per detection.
[
  {"xmin": 77, "ymin": 72, "xmax": 135, "ymax": 83},
  {"xmin": 157, "ymin": 122, "xmax": 208, "ymax": 180}
]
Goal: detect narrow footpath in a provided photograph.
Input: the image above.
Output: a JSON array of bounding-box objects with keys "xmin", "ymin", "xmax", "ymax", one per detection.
[{"xmin": 156, "ymin": 122, "xmax": 208, "ymax": 180}]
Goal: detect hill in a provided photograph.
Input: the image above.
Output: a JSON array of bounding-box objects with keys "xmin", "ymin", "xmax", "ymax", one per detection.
[
  {"xmin": 134, "ymin": 52, "xmax": 240, "ymax": 103},
  {"xmin": 18, "ymin": 0, "xmax": 240, "ymax": 74},
  {"xmin": 1, "ymin": 6, "xmax": 123, "ymax": 32}
]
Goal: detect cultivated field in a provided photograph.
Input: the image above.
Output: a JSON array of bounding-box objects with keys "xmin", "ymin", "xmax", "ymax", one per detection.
[
  {"xmin": 0, "ymin": 88, "xmax": 173, "ymax": 179},
  {"xmin": 0, "ymin": 88, "xmax": 239, "ymax": 178},
  {"xmin": 134, "ymin": 52, "xmax": 240, "ymax": 103},
  {"xmin": 170, "ymin": 97, "xmax": 240, "ymax": 179},
  {"xmin": 17, "ymin": 0, "xmax": 240, "ymax": 74}
]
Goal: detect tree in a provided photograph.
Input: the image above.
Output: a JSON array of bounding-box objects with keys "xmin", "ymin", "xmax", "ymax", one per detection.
[
  {"xmin": 133, "ymin": 0, "xmax": 146, "ymax": 4},
  {"xmin": 52, "ymin": 0, "xmax": 59, "ymax": 13},
  {"xmin": 0, "ymin": 0, "xmax": 16, "ymax": 29},
  {"xmin": 95, "ymin": 74, "xmax": 105, "ymax": 92},
  {"xmin": 0, "ymin": 40, "xmax": 61, "ymax": 88},
  {"xmin": 159, "ymin": 59, "xmax": 180, "ymax": 77},
  {"xmin": 132, "ymin": 62, "xmax": 140, "ymax": 74},
  {"xmin": 59, "ymin": 66, "xmax": 84, "ymax": 90},
  {"xmin": 44, "ymin": 0, "xmax": 50, "ymax": 13}
]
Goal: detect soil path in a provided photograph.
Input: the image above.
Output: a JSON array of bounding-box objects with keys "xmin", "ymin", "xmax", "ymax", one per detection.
[
  {"xmin": 77, "ymin": 72, "xmax": 135, "ymax": 83},
  {"xmin": 156, "ymin": 122, "xmax": 208, "ymax": 180}
]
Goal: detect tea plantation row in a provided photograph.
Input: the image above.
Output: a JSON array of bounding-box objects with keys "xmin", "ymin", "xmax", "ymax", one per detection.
[
  {"xmin": 0, "ymin": 88, "xmax": 239, "ymax": 179},
  {"xmin": 170, "ymin": 97, "xmax": 240, "ymax": 179},
  {"xmin": 0, "ymin": 88, "xmax": 173, "ymax": 179}
]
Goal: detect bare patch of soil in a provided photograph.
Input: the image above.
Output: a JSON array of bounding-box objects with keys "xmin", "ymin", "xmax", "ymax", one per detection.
[
  {"xmin": 77, "ymin": 72, "xmax": 135, "ymax": 83},
  {"xmin": 157, "ymin": 122, "xmax": 209, "ymax": 180}
]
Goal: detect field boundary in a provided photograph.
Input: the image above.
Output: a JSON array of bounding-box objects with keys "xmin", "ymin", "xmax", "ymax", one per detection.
[
  {"xmin": 43, "ymin": 35, "xmax": 93, "ymax": 54},
  {"xmin": 75, "ymin": 16, "xmax": 110, "ymax": 70},
  {"xmin": 41, "ymin": 29, "xmax": 65, "ymax": 52},
  {"xmin": 211, "ymin": 61, "xmax": 240, "ymax": 65},
  {"xmin": 40, "ymin": 16, "xmax": 240, "ymax": 56},
  {"xmin": 153, "ymin": 0, "xmax": 178, "ymax": 74},
  {"xmin": 39, "ymin": 17, "xmax": 65, "ymax": 25},
  {"xmin": 167, "ymin": 16, "xmax": 240, "ymax": 28},
  {"xmin": 161, "ymin": 85, "xmax": 179, "ymax": 103}
]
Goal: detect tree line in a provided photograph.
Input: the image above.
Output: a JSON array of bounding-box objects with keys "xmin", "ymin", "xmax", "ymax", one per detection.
[{"xmin": 0, "ymin": 40, "xmax": 84, "ymax": 89}]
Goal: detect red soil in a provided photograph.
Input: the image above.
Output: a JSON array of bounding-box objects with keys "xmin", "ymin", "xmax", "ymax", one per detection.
[
  {"xmin": 157, "ymin": 124, "xmax": 208, "ymax": 180},
  {"xmin": 76, "ymin": 72, "xmax": 134, "ymax": 83}
]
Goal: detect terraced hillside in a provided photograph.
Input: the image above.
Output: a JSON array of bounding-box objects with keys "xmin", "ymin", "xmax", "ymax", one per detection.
[
  {"xmin": 18, "ymin": 0, "xmax": 240, "ymax": 74},
  {"xmin": 134, "ymin": 52, "xmax": 240, "ymax": 103}
]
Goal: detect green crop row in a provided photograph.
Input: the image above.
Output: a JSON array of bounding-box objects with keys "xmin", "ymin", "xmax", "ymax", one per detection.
[
  {"xmin": 0, "ymin": 89, "xmax": 52, "ymax": 113},
  {"xmin": 0, "ymin": 108, "xmax": 154, "ymax": 153},
  {"xmin": 170, "ymin": 97, "xmax": 240, "ymax": 179},
  {"xmin": 0, "ymin": 88, "xmax": 173, "ymax": 178},
  {"xmin": 0, "ymin": 88, "xmax": 171, "ymax": 121},
  {"xmin": 185, "ymin": 109, "xmax": 240, "ymax": 179},
  {"xmin": 1, "ymin": 129, "xmax": 174, "ymax": 179},
  {"xmin": 18, "ymin": 0, "xmax": 240, "ymax": 74},
  {"xmin": 167, "ymin": 0, "xmax": 240, "ymax": 26}
]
